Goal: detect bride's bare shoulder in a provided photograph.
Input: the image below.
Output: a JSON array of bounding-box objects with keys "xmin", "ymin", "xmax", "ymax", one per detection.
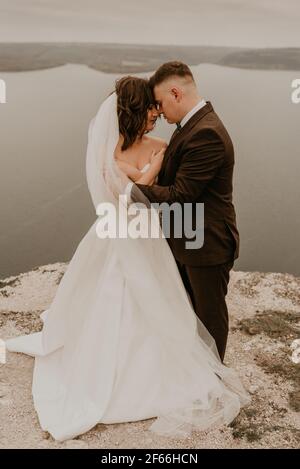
[{"xmin": 144, "ymin": 135, "xmax": 168, "ymax": 150}]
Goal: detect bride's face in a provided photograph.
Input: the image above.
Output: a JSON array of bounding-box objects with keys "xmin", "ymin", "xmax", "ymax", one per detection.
[{"xmin": 145, "ymin": 104, "xmax": 159, "ymax": 132}]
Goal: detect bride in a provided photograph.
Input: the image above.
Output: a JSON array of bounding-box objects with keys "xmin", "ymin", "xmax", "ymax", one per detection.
[{"xmin": 5, "ymin": 76, "xmax": 250, "ymax": 442}]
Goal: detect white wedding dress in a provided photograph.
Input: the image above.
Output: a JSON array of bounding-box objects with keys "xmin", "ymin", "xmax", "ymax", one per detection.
[{"xmin": 5, "ymin": 92, "xmax": 250, "ymax": 442}]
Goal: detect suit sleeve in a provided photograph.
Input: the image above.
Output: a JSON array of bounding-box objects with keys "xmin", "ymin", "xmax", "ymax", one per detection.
[{"xmin": 134, "ymin": 130, "xmax": 225, "ymax": 204}]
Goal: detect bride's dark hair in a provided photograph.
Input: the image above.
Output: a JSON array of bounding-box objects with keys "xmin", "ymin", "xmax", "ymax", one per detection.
[{"xmin": 115, "ymin": 76, "xmax": 156, "ymax": 151}]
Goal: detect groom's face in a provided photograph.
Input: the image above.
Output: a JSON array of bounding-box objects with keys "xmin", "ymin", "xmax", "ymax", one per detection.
[{"xmin": 153, "ymin": 82, "xmax": 182, "ymax": 124}]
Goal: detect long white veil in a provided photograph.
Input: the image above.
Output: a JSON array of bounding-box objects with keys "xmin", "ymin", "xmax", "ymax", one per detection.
[
  {"xmin": 6, "ymin": 91, "xmax": 250, "ymax": 440},
  {"xmin": 86, "ymin": 91, "xmax": 123, "ymax": 209}
]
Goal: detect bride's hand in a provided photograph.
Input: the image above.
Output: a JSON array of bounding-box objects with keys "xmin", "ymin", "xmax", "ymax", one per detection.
[
  {"xmin": 135, "ymin": 147, "xmax": 167, "ymax": 186},
  {"xmin": 150, "ymin": 147, "xmax": 166, "ymax": 171}
]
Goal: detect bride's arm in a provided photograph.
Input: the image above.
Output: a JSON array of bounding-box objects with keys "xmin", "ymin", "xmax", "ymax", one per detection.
[
  {"xmin": 135, "ymin": 161, "xmax": 161, "ymax": 185},
  {"xmin": 135, "ymin": 147, "xmax": 166, "ymax": 185},
  {"xmin": 117, "ymin": 148, "xmax": 165, "ymax": 186},
  {"xmin": 116, "ymin": 161, "xmax": 143, "ymax": 182}
]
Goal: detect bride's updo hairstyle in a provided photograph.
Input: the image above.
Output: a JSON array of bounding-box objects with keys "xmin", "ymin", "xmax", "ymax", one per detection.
[{"xmin": 115, "ymin": 76, "xmax": 156, "ymax": 151}]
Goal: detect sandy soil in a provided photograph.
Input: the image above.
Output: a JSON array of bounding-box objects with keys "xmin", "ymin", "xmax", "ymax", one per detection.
[{"xmin": 0, "ymin": 263, "xmax": 299, "ymax": 449}]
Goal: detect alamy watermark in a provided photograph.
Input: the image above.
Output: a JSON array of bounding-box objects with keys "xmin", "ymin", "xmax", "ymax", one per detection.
[
  {"xmin": 291, "ymin": 79, "xmax": 300, "ymax": 104},
  {"xmin": 290, "ymin": 339, "xmax": 300, "ymax": 364},
  {"xmin": 0, "ymin": 339, "xmax": 6, "ymax": 364},
  {"xmin": 95, "ymin": 195, "xmax": 204, "ymax": 249},
  {"xmin": 0, "ymin": 79, "xmax": 6, "ymax": 104}
]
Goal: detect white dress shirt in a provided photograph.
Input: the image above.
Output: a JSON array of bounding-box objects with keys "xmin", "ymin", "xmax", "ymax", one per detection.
[
  {"xmin": 125, "ymin": 98, "xmax": 207, "ymax": 201},
  {"xmin": 179, "ymin": 98, "xmax": 207, "ymax": 128}
]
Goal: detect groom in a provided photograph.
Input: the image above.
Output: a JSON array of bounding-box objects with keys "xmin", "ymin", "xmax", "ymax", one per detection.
[{"xmin": 131, "ymin": 61, "xmax": 239, "ymax": 362}]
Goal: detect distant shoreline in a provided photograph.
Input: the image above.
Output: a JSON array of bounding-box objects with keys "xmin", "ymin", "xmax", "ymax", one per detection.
[{"xmin": 0, "ymin": 43, "xmax": 299, "ymax": 73}]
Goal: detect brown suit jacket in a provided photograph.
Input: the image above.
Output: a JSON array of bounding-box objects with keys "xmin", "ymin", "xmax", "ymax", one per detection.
[{"xmin": 134, "ymin": 101, "xmax": 239, "ymax": 266}]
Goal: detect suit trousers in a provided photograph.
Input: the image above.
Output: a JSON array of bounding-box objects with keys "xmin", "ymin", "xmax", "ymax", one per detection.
[{"xmin": 176, "ymin": 259, "xmax": 234, "ymax": 363}]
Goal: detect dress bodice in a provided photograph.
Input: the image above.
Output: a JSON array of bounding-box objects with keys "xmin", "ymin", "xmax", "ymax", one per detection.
[{"xmin": 140, "ymin": 163, "xmax": 151, "ymax": 173}]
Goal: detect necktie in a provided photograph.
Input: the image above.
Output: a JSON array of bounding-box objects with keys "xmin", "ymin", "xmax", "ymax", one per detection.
[
  {"xmin": 170, "ymin": 122, "xmax": 182, "ymax": 142},
  {"xmin": 161, "ymin": 122, "xmax": 181, "ymax": 179}
]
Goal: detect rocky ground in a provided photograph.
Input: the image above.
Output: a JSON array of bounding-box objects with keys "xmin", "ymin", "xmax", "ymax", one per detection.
[{"xmin": 0, "ymin": 263, "xmax": 299, "ymax": 449}]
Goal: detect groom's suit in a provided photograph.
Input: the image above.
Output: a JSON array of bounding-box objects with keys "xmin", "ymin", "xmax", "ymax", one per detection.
[{"xmin": 132, "ymin": 101, "xmax": 239, "ymax": 361}]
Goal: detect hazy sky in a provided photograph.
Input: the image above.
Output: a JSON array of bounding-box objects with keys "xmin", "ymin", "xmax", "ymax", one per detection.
[{"xmin": 0, "ymin": 0, "xmax": 300, "ymax": 47}]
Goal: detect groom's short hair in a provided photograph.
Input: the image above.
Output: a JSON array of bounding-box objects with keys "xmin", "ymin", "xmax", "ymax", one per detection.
[{"xmin": 149, "ymin": 61, "xmax": 195, "ymax": 89}]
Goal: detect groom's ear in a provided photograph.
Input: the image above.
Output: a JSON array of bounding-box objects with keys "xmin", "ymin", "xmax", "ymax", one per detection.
[{"xmin": 170, "ymin": 86, "xmax": 182, "ymax": 102}]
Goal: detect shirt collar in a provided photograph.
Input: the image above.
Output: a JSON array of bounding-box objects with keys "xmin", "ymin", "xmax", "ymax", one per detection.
[{"xmin": 179, "ymin": 98, "xmax": 207, "ymax": 128}]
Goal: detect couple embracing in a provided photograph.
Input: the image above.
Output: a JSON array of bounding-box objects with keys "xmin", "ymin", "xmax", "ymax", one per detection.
[{"xmin": 5, "ymin": 61, "xmax": 250, "ymax": 441}]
